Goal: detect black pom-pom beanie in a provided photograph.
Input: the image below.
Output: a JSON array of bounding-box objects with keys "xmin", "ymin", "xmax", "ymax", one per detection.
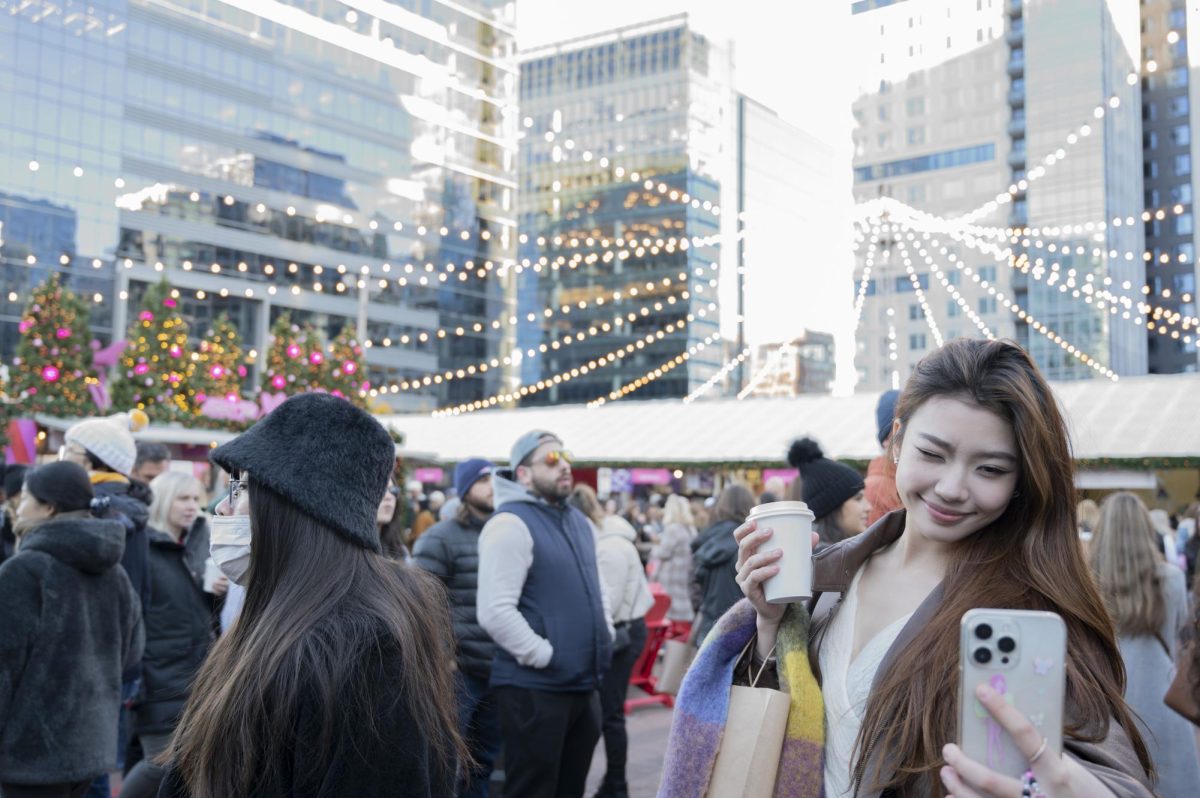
[
  {"xmin": 210, "ymin": 393, "xmax": 395, "ymax": 552},
  {"xmin": 787, "ymin": 437, "xmax": 865, "ymax": 521}
]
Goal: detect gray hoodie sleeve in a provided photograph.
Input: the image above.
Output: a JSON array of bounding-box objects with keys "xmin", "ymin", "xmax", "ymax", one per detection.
[{"xmin": 476, "ymin": 512, "xmax": 554, "ymax": 669}]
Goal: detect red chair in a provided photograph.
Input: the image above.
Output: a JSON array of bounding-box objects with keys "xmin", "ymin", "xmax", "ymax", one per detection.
[{"xmin": 624, "ymin": 584, "xmax": 674, "ymax": 713}]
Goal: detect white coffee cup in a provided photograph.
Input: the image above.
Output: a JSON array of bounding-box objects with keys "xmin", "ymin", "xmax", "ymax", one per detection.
[
  {"xmin": 748, "ymin": 500, "xmax": 815, "ymax": 604},
  {"xmin": 202, "ymin": 558, "xmax": 222, "ymax": 593}
]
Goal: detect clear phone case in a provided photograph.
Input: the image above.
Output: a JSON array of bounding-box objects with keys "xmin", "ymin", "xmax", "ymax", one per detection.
[{"xmin": 957, "ymin": 609, "xmax": 1066, "ymax": 779}]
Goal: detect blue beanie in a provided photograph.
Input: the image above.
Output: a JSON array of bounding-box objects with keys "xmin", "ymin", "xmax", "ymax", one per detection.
[
  {"xmin": 454, "ymin": 458, "xmax": 494, "ymax": 499},
  {"xmin": 876, "ymin": 389, "xmax": 900, "ymax": 445}
]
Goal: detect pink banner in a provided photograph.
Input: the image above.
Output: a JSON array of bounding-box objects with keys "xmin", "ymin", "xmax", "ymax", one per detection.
[
  {"xmin": 413, "ymin": 467, "xmax": 444, "ymax": 484},
  {"xmin": 200, "ymin": 397, "xmax": 260, "ymax": 423},
  {"xmin": 762, "ymin": 468, "xmax": 799, "ymax": 484},
  {"xmin": 630, "ymin": 468, "xmax": 672, "ymax": 486},
  {"xmin": 4, "ymin": 419, "xmax": 38, "ymax": 464}
]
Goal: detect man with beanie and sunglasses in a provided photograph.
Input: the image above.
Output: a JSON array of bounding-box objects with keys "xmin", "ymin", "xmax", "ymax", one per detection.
[
  {"xmin": 477, "ymin": 431, "xmax": 614, "ymax": 798},
  {"xmin": 413, "ymin": 458, "xmax": 500, "ymax": 798}
]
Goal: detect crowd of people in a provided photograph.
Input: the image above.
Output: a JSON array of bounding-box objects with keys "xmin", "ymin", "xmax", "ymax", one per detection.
[{"xmin": 0, "ymin": 338, "xmax": 1199, "ymax": 797}]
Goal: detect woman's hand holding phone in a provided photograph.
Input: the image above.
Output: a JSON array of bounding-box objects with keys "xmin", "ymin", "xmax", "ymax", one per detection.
[{"xmin": 940, "ymin": 683, "xmax": 1117, "ymax": 797}]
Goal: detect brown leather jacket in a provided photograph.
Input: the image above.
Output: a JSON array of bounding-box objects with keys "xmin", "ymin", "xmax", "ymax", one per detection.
[{"xmin": 738, "ymin": 510, "xmax": 1154, "ymax": 798}]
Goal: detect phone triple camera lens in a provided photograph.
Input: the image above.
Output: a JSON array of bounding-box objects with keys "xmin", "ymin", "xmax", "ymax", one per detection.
[
  {"xmin": 974, "ymin": 623, "xmax": 993, "ymax": 640},
  {"xmin": 972, "ymin": 647, "xmax": 992, "ymax": 664},
  {"xmin": 997, "ymin": 636, "xmax": 1016, "ymax": 653}
]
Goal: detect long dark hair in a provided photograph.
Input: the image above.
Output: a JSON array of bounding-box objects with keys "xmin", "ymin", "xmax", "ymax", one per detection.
[
  {"xmin": 163, "ymin": 481, "xmax": 467, "ymax": 795},
  {"xmin": 712, "ymin": 484, "xmax": 755, "ymax": 525},
  {"xmin": 855, "ymin": 339, "xmax": 1151, "ymax": 793}
]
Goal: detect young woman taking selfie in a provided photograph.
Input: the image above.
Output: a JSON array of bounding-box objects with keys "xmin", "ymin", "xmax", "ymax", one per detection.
[{"xmin": 662, "ymin": 339, "xmax": 1154, "ymax": 798}]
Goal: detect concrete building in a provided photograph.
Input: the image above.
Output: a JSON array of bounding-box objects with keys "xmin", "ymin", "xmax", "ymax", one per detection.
[
  {"xmin": 0, "ymin": 0, "xmax": 518, "ymax": 411},
  {"xmin": 851, "ymin": 0, "xmax": 1148, "ymax": 391},
  {"xmin": 743, "ymin": 331, "xmax": 836, "ymax": 398},
  {"xmin": 516, "ymin": 15, "xmax": 736, "ymax": 405}
]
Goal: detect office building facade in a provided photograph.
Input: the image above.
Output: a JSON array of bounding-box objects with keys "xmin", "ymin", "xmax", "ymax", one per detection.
[
  {"xmin": 0, "ymin": 0, "xmax": 518, "ymax": 411},
  {"xmin": 744, "ymin": 331, "xmax": 836, "ymax": 398},
  {"xmin": 516, "ymin": 15, "xmax": 736, "ymax": 405},
  {"xmin": 850, "ymin": 0, "xmax": 1148, "ymax": 390}
]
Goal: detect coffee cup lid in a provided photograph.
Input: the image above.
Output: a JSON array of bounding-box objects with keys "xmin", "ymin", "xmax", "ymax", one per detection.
[{"xmin": 749, "ymin": 500, "xmax": 814, "ymax": 518}]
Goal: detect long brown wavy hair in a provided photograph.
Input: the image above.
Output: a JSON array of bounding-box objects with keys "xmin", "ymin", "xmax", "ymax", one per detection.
[
  {"xmin": 162, "ymin": 481, "xmax": 468, "ymax": 796},
  {"xmin": 853, "ymin": 339, "xmax": 1152, "ymax": 794},
  {"xmin": 1088, "ymin": 492, "xmax": 1165, "ymax": 638}
]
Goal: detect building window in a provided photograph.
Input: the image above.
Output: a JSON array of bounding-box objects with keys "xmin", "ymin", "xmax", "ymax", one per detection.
[
  {"xmin": 1169, "ymin": 96, "xmax": 1189, "ymax": 118},
  {"xmin": 909, "ymin": 333, "xmax": 927, "ymax": 350},
  {"xmin": 947, "ymin": 271, "xmax": 960, "ymax": 286},
  {"xmin": 1170, "ymin": 182, "xmax": 1192, "ymax": 204},
  {"xmin": 854, "ymin": 143, "xmax": 996, "ymax": 183},
  {"xmin": 1168, "ymin": 66, "xmax": 1189, "ymax": 88},
  {"xmin": 1176, "ymin": 213, "xmax": 1193, "ymax": 235},
  {"xmin": 1146, "ymin": 131, "xmax": 1159, "ymax": 150},
  {"xmin": 979, "ymin": 265, "xmax": 997, "ymax": 282},
  {"xmin": 1178, "ymin": 242, "xmax": 1194, "ymax": 263},
  {"xmin": 906, "ymin": 126, "xmax": 926, "ymax": 145},
  {"xmin": 906, "ymin": 97, "xmax": 926, "ymax": 116},
  {"xmin": 947, "ymin": 300, "xmax": 961, "ymax": 318},
  {"xmin": 1175, "ymin": 154, "xmax": 1191, "ymax": 176},
  {"xmin": 878, "ymin": 104, "xmax": 889, "ymax": 121},
  {"xmin": 1146, "ymin": 160, "xmax": 1160, "ymax": 179},
  {"xmin": 1172, "ymin": 125, "xmax": 1191, "ymax": 147},
  {"xmin": 978, "ymin": 296, "xmax": 997, "ymax": 315},
  {"xmin": 909, "ymin": 304, "xmax": 922, "ymax": 320}
]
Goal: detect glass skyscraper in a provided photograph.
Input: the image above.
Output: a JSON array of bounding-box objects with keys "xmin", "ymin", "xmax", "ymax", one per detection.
[
  {"xmin": 0, "ymin": 0, "xmax": 518, "ymax": 411},
  {"xmin": 516, "ymin": 14, "xmax": 735, "ymax": 405}
]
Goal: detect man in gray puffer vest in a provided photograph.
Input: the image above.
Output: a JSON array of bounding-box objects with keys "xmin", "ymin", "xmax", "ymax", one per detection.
[
  {"xmin": 412, "ymin": 458, "xmax": 498, "ymax": 798},
  {"xmin": 478, "ymin": 430, "xmax": 614, "ymax": 798}
]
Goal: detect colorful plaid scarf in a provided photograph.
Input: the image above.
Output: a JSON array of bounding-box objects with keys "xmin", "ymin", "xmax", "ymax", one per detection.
[{"xmin": 658, "ymin": 599, "xmax": 824, "ymax": 798}]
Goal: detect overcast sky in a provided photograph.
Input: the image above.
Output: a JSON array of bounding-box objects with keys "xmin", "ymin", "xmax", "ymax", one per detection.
[{"xmin": 515, "ymin": 0, "xmax": 860, "ymax": 392}]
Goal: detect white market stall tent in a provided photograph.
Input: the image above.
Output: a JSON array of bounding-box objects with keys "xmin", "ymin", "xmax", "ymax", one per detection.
[{"xmin": 377, "ymin": 373, "xmax": 1200, "ymax": 468}]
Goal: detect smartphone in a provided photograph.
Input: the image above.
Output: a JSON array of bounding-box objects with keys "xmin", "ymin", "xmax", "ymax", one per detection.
[{"xmin": 957, "ymin": 609, "xmax": 1066, "ymax": 779}]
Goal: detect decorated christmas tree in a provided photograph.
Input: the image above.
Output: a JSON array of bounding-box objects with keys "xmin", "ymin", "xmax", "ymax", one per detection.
[
  {"xmin": 261, "ymin": 312, "xmax": 327, "ymax": 397},
  {"xmin": 110, "ymin": 280, "xmax": 191, "ymax": 421},
  {"xmin": 10, "ymin": 273, "xmax": 100, "ymax": 418},
  {"xmin": 187, "ymin": 313, "xmax": 247, "ymax": 410},
  {"xmin": 324, "ymin": 324, "xmax": 369, "ymax": 406}
]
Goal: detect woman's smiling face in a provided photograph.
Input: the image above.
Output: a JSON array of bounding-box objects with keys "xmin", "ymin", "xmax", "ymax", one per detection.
[{"xmin": 894, "ymin": 395, "xmax": 1021, "ymax": 545}]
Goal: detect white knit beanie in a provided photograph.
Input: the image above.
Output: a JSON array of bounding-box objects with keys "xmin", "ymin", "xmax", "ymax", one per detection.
[{"xmin": 64, "ymin": 410, "xmax": 149, "ymax": 477}]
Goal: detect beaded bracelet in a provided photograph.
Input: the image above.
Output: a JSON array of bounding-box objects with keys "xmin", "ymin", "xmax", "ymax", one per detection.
[{"xmin": 1021, "ymin": 770, "xmax": 1047, "ymax": 798}]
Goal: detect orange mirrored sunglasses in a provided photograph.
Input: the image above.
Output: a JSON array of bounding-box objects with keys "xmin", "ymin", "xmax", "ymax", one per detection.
[{"xmin": 543, "ymin": 449, "xmax": 573, "ymax": 466}]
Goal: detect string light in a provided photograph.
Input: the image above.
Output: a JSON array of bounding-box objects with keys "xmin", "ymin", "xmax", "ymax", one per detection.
[
  {"xmin": 737, "ymin": 341, "xmax": 795, "ymax": 400},
  {"xmin": 587, "ymin": 334, "xmax": 720, "ymax": 408},
  {"xmin": 903, "ymin": 233, "xmax": 995, "ymax": 339},
  {"xmin": 431, "ymin": 314, "xmax": 715, "ymax": 416},
  {"xmin": 894, "ymin": 234, "xmax": 944, "ymax": 348},
  {"xmin": 683, "ymin": 346, "xmax": 752, "ymax": 403},
  {"xmin": 852, "ymin": 226, "xmax": 881, "ymax": 335}
]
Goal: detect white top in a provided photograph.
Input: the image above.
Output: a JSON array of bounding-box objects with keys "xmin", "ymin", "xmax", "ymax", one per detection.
[{"xmin": 819, "ymin": 569, "xmax": 913, "ymax": 798}]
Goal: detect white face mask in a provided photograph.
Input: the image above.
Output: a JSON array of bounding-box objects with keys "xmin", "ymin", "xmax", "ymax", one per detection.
[{"xmin": 209, "ymin": 514, "xmax": 252, "ymax": 586}]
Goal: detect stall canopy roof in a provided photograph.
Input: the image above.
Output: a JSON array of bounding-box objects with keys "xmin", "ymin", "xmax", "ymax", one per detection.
[{"xmin": 378, "ymin": 373, "xmax": 1200, "ymax": 467}]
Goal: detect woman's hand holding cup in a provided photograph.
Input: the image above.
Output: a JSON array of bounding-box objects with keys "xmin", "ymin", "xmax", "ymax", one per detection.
[{"xmin": 735, "ymin": 518, "xmax": 818, "ymax": 658}]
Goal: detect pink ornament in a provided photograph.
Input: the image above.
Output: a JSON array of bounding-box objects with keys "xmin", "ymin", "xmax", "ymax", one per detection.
[
  {"xmin": 225, "ymin": 391, "xmax": 238, "ymax": 402},
  {"xmin": 144, "ymin": 378, "xmax": 154, "ymax": 387},
  {"xmin": 32, "ymin": 338, "xmax": 43, "ymax": 347},
  {"xmin": 167, "ymin": 373, "xmax": 181, "ymax": 384},
  {"xmin": 41, "ymin": 365, "xmax": 61, "ymax": 382},
  {"xmin": 168, "ymin": 345, "xmax": 182, "ymax": 358},
  {"xmin": 309, "ymin": 351, "xmax": 324, "ymax": 365},
  {"xmin": 237, "ymin": 365, "xmax": 248, "ymax": 378},
  {"xmin": 342, "ymin": 360, "xmax": 357, "ymax": 375},
  {"xmin": 27, "ymin": 387, "xmax": 37, "ymax": 396},
  {"xmin": 11, "ymin": 357, "xmax": 21, "ymax": 366},
  {"xmin": 73, "ymin": 370, "xmax": 82, "ymax": 378},
  {"xmin": 331, "ymin": 390, "xmax": 345, "ymax": 399},
  {"xmin": 17, "ymin": 320, "xmax": 33, "ymax": 334},
  {"xmin": 210, "ymin": 365, "xmax": 226, "ymax": 379},
  {"xmin": 164, "ymin": 298, "xmax": 178, "ymax": 308},
  {"xmin": 55, "ymin": 327, "xmax": 70, "ymax": 339},
  {"xmin": 139, "ymin": 311, "xmax": 154, "ymax": 322},
  {"xmin": 272, "ymin": 375, "xmax": 286, "ymax": 389},
  {"xmin": 286, "ymin": 344, "xmax": 301, "ymax": 358},
  {"xmin": 31, "ymin": 304, "xmax": 41, "ymax": 313},
  {"xmin": 361, "ymin": 381, "xmax": 371, "ymax": 391},
  {"xmin": 134, "ymin": 363, "xmax": 150, "ymax": 375},
  {"xmin": 196, "ymin": 392, "xmax": 208, "ymax": 404}
]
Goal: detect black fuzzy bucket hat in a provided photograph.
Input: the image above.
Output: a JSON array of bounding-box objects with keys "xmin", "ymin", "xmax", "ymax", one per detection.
[{"xmin": 211, "ymin": 393, "xmax": 395, "ymax": 552}]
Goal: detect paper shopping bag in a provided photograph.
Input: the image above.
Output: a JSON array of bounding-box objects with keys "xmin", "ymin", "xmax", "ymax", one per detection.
[
  {"xmin": 657, "ymin": 639, "xmax": 695, "ymax": 696},
  {"xmin": 705, "ymin": 683, "xmax": 790, "ymax": 798}
]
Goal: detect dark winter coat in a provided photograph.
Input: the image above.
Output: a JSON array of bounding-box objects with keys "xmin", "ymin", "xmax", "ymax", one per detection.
[
  {"xmin": 157, "ymin": 632, "xmax": 454, "ymax": 798},
  {"xmin": 134, "ymin": 519, "xmax": 215, "ymax": 735},
  {"xmin": 93, "ymin": 478, "xmax": 152, "ymax": 606},
  {"xmin": 411, "ymin": 509, "xmax": 495, "ymax": 678},
  {"xmin": 0, "ymin": 512, "xmax": 144, "ymax": 784},
  {"xmin": 690, "ymin": 518, "xmax": 742, "ymax": 644}
]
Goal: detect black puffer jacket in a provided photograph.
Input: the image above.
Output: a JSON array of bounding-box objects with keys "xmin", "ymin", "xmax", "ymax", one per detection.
[
  {"xmin": 135, "ymin": 518, "xmax": 215, "ymax": 735},
  {"xmin": 0, "ymin": 512, "xmax": 144, "ymax": 784},
  {"xmin": 690, "ymin": 519, "xmax": 742, "ymax": 644},
  {"xmin": 412, "ymin": 510, "xmax": 494, "ymax": 678},
  {"xmin": 94, "ymin": 478, "xmax": 152, "ymax": 683}
]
